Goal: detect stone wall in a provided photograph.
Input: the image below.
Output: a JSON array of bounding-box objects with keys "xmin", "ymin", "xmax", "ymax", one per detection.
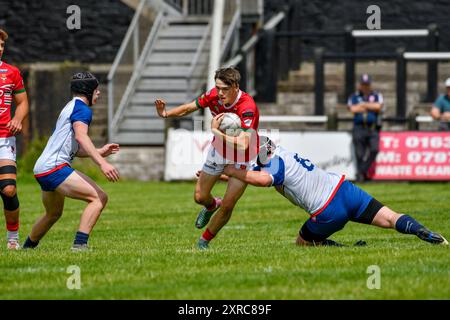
[{"xmin": 0, "ymin": 0, "xmax": 134, "ymax": 63}]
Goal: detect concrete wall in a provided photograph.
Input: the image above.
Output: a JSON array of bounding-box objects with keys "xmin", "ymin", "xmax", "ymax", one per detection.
[
  {"xmin": 109, "ymin": 147, "xmax": 165, "ymax": 181},
  {"xmin": 24, "ymin": 63, "xmax": 109, "ymax": 145}
]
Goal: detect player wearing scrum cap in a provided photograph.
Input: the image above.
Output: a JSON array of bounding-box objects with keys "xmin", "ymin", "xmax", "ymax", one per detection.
[
  {"xmin": 0, "ymin": 28, "xmax": 29, "ymax": 250},
  {"xmin": 23, "ymin": 72, "xmax": 120, "ymax": 251}
]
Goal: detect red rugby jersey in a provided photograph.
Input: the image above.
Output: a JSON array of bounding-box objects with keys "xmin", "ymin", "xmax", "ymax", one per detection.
[
  {"xmin": 0, "ymin": 61, "xmax": 26, "ymax": 138},
  {"xmin": 196, "ymin": 88, "xmax": 260, "ymax": 163}
]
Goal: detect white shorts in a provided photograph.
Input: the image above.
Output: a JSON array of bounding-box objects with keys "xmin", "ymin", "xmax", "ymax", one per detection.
[
  {"xmin": 0, "ymin": 137, "xmax": 16, "ymax": 162},
  {"xmin": 202, "ymin": 145, "xmax": 255, "ymax": 176}
]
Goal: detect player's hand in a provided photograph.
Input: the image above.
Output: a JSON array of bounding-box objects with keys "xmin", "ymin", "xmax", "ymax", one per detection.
[
  {"xmin": 100, "ymin": 143, "xmax": 120, "ymax": 157},
  {"xmin": 223, "ymin": 164, "xmax": 236, "ymax": 177},
  {"xmin": 155, "ymin": 99, "xmax": 167, "ymax": 118},
  {"xmin": 6, "ymin": 118, "xmax": 23, "ymax": 135},
  {"xmin": 100, "ymin": 162, "xmax": 120, "ymax": 182},
  {"xmin": 195, "ymin": 170, "xmax": 201, "ymax": 178},
  {"xmin": 211, "ymin": 113, "xmax": 225, "ymax": 130}
]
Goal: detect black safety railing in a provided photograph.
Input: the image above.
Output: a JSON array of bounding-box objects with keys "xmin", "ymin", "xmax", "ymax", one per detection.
[
  {"xmin": 260, "ymin": 24, "xmax": 441, "ymax": 107},
  {"xmin": 345, "ymin": 24, "xmax": 439, "ymax": 102},
  {"xmin": 314, "ymin": 48, "xmax": 450, "ymax": 119}
]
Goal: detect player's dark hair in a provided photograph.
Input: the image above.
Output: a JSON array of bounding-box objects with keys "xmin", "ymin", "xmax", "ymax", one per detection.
[
  {"xmin": 214, "ymin": 67, "xmax": 241, "ymax": 87},
  {"xmin": 0, "ymin": 29, "xmax": 8, "ymax": 41},
  {"xmin": 70, "ymin": 71, "xmax": 99, "ymax": 106},
  {"xmin": 257, "ymin": 136, "xmax": 276, "ymax": 167}
]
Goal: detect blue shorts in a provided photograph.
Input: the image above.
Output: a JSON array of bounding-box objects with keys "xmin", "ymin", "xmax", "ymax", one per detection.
[
  {"xmin": 35, "ymin": 164, "xmax": 74, "ymax": 192},
  {"xmin": 301, "ymin": 181, "xmax": 383, "ymax": 241}
]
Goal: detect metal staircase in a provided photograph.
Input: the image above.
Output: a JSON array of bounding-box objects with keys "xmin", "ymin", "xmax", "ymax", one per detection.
[{"xmin": 108, "ymin": 0, "xmax": 240, "ymax": 145}]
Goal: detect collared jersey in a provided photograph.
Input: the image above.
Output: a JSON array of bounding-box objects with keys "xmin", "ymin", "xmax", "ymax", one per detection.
[
  {"xmin": 0, "ymin": 61, "xmax": 26, "ymax": 138},
  {"xmin": 254, "ymin": 146, "xmax": 344, "ymax": 215},
  {"xmin": 34, "ymin": 97, "xmax": 92, "ymax": 175}
]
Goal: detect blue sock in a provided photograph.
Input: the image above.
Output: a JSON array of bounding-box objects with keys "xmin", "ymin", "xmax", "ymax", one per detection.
[
  {"xmin": 395, "ymin": 215, "xmax": 424, "ymax": 235},
  {"xmin": 23, "ymin": 236, "xmax": 39, "ymax": 249},
  {"xmin": 73, "ymin": 231, "xmax": 89, "ymax": 245}
]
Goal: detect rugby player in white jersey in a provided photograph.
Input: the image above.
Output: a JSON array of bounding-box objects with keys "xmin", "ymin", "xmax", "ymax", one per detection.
[
  {"xmin": 224, "ymin": 136, "xmax": 448, "ymax": 246},
  {"xmin": 0, "ymin": 29, "xmax": 29, "ymax": 250},
  {"xmin": 23, "ymin": 72, "xmax": 120, "ymax": 251}
]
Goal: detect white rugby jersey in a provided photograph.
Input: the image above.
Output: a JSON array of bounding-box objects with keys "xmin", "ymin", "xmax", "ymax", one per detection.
[
  {"xmin": 34, "ymin": 97, "xmax": 92, "ymax": 175},
  {"xmin": 254, "ymin": 146, "xmax": 344, "ymax": 215}
]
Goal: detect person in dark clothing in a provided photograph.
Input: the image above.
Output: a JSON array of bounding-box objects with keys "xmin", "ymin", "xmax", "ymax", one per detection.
[{"xmin": 348, "ymin": 74, "xmax": 384, "ymax": 182}]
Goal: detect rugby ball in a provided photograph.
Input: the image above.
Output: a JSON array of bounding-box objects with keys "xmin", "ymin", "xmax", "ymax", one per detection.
[{"xmin": 219, "ymin": 113, "xmax": 242, "ymax": 137}]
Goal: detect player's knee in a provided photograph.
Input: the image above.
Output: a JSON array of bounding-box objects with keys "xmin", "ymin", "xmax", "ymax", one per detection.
[
  {"xmin": 98, "ymin": 191, "xmax": 108, "ymax": 208},
  {"xmin": 386, "ymin": 212, "xmax": 402, "ymax": 228},
  {"xmin": 47, "ymin": 210, "xmax": 63, "ymax": 223},
  {"xmin": 1, "ymin": 190, "xmax": 19, "ymax": 211},
  {"xmin": 194, "ymin": 191, "xmax": 208, "ymax": 205},
  {"xmin": 1, "ymin": 185, "xmax": 16, "ymax": 198},
  {"xmin": 92, "ymin": 192, "xmax": 108, "ymax": 210},
  {"xmin": 296, "ymin": 234, "xmax": 313, "ymax": 246}
]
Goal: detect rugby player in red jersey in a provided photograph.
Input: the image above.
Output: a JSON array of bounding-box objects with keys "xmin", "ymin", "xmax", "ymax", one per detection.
[
  {"xmin": 0, "ymin": 29, "xmax": 29, "ymax": 250},
  {"xmin": 155, "ymin": 67, "xmax": 259, "ymax": 249}
]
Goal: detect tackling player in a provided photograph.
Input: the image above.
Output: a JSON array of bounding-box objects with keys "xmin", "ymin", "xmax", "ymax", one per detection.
[
  {"xmin": 155, "ymin": 67, "xmax": 260, "ymax": 249},
  {"xmin": 23, "ymin": 72, "xmax": 120, "ymax": 251},
  {"xmin": 0, "ymin": 29, "xmax": 29, "ymax": 250},
  {"xmin": 224, "ymin": 136, "xmax": 448, "ymax": 246}
]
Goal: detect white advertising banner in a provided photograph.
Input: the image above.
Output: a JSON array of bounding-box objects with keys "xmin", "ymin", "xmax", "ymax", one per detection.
[{"xmin": 164, "ymin": 129, "xmax": 356, "ymax": 181}]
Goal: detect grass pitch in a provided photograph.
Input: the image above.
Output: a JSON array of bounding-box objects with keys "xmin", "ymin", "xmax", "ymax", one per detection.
[{"xmin": 0, "ymin": 180, "xmax": 449, "ymax": 299}]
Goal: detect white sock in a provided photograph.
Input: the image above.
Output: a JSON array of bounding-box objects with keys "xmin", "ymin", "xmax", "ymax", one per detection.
[{"xmin": 7, "ymin": 230, "xmax": 19, "ymax": 241}]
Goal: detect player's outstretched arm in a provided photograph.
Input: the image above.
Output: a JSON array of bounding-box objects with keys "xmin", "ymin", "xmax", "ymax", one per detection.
[
  {"xmin": 154, "ymin": 99, "xmax": 199, "ymax": 118},
  {"xmin": 7, "ymin": 91, "xmax": 29, "ymax": 135},
  {"xmin": 73, "ymin": 121, "xmax": 120, "ymax": 182},
  {"xmin": 224, "ymin": 165, "xmax": 272, "ymax": 187}
]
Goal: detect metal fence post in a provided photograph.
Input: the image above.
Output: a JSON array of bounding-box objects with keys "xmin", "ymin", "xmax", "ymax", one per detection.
[
  {"xmin": 344, "ymin": 25, "xmax": 355, "ymax": 102},
  {"xmin": 426, "ymin": 23, "xmax": 438, "ymax": 102},
  {"xmin": 255, "ymin": 27, "xmax": 277, "ymax": 102},
  {"xmin": 239, "ymin": 52, "xmax": 248, "ymax": 92},
  {"xmin": 396, "ymin": 47, "xmax": 407, "ymax": 118},
  {"xmin": 314, "ymin": 47, "xmax": 325, "ymax": 115}
]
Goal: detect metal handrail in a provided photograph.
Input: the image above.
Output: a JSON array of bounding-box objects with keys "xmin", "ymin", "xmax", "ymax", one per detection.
[
  {"xmin": 107, "ymin": 0, "xmax": 146, "ymax": 82},
  {"xmin": 108, "ymin": 0, "xmax": 147, "ymax": 142},
  {"xmin": 260, "ymin": 115, "xmax": 328, "ymax": 123},
  {"xmin": 220, "ymin": 6, "xmax": 240, "ymax": 61},
  {"xmin": 225, "ymin": 11, "xmax": 286, "ymax": 66},
  {"xmin": 352, "ymin": 29, "xmax": 429, "ymax": 37},
  {"xmin": 185, "ymin": 0, "xmax": 240, "ymax": 101},
  {"xmin": 110, "ymin": 11, "xmax": 165, "ymax": 135},
  {"xmin": 186, "ymin": 21, "xmax": 211, "ymax": 100},
  {"xmin": 404, "ymin": 52, "xmax": 450, "ymax": 60}
]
